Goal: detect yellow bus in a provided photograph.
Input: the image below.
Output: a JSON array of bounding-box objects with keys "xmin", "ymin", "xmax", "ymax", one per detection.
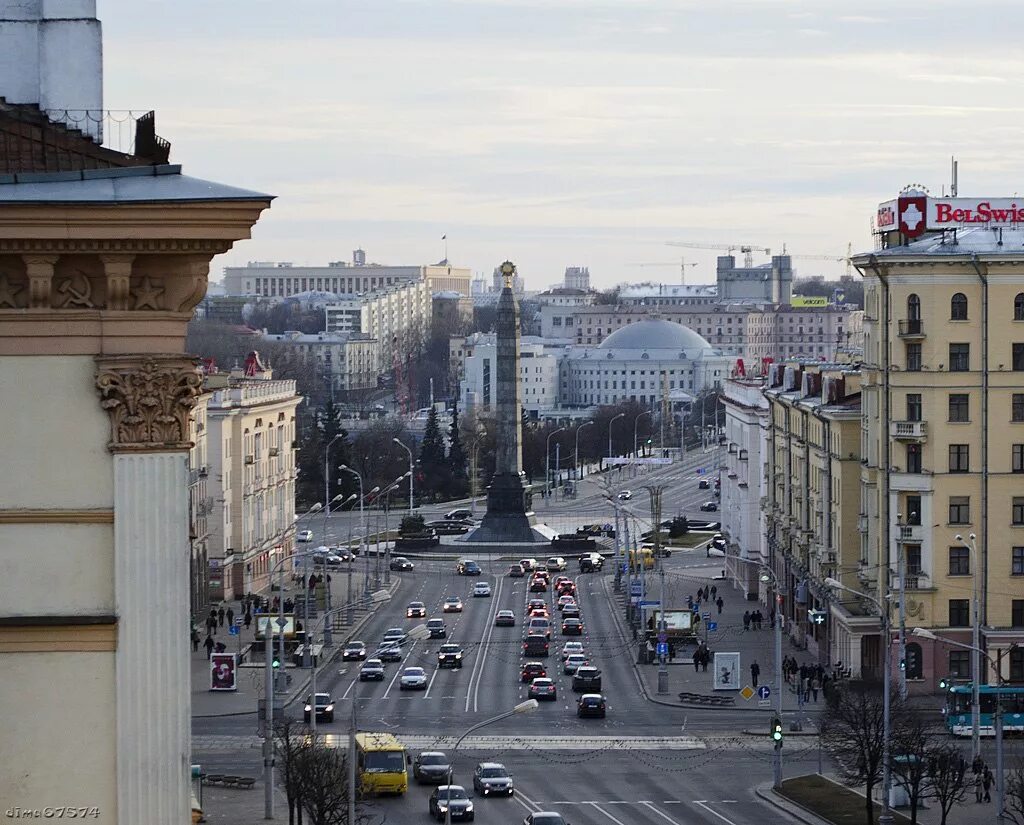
[
  {"xmin": 355, "ymin": 732, "xmax": 408, "ymax": 795},
  {"xmin": 629, "ymin": 547, "xmax": 655, "ymax": 571}
]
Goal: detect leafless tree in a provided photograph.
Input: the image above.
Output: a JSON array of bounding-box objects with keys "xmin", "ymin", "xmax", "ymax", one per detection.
[
  {"xmin": 924, "ymin": 743, "xmax": 970, "ymax": 825},
  {"xmin": 297, "ymin": 742, "xmax": 350, "ymax": 825},
  {"xmin": 890, "ymin": 713, "xmax": 939, "ymax": 824},
  {"xmin": 273, "ymin": 717, "xmax": 309, "ymax": 825}
]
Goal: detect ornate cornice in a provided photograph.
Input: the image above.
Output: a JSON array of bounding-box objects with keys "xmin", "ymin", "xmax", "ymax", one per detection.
[
  {"xmin": 0, "ymin": 239, "xmax": 233, "ymax": 255},
  {"xmin": 95, "ymin": 355, "xmax": 203, "ymax": 453}
]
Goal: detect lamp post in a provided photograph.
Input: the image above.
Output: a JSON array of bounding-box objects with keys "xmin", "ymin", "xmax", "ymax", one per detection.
[
  {"xmin": 913, "ymin": 627, "xmax": 1007, "ymax": 819},
  {"xmin": 444, "ymin": 700, "xmax": 539, "ymax": 825},
  {"xmin": 282, "ymin": 503, "xmax": 323, "ymax": 678},
  {"xmin": 826, "ymin": 576, "xmax": 893, "ymax": 825},
  {"xmin": 383, "ymin": 475, "xmax": 408, "ymax": 585},
  {"xmin": 324, "ymin": 434, "xmax": 346, "ymax": 515},
  {"xmin": 759, "ymin": 568, "xmax": 784, "ymax": 790},
  {"xmin": 392, "ymin": 438, "xmax": 414, "ymax": 514},
  {"xmin": 545, "ymin": 427, "xmax": 565, "ymax": 502},
  {"xmin": 574, "ymin": 420, "xmax": 593, "ymax": 482},
  {"xmin": 633, "ymin": 409, "xmax": 652, "ymax": 461},
  {"xmin": 955, "ymin": 532, "xmax": 982, "ymax": 759},
  {"xmin": 470, "ymin": 436, "xmax": 483, "ymax": 514},
  {"xmin": 608, "ymin": 412, "xmax": 625, "ymax": 470}
]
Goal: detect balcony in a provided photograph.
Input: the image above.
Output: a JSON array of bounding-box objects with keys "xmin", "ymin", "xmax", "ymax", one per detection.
[
  {"xmin": 898, "ymin": 524, "xmax": 924, "ymax": 542},
  {"xmin": 897, "ymin": 319, "xmax": 925, "ymax": 338},
  {"xmin": 891, "ymin": 421, "xmax": 927, "ymax": 440}
]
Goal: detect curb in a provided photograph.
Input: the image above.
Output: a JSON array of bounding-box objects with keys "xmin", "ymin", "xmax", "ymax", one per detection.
[{"xmin": 754, "ymin": 782, "xmax": 831, "ymax": 825}]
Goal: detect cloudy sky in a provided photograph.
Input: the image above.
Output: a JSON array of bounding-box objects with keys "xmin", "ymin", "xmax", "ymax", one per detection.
[{"xmin": 102, "ymin": 0, "xmax": 1023, "ymax": 289}]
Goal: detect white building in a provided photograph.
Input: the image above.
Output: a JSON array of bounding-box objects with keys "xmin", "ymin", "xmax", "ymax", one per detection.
[
  {"xmin": 536, "ymin": 287, "xmax": 596, "ymax": 338},
  {"xmin": 560, "ymin": 319, "xmax": 732, "ymax": 407},
  {"xmin": 262, "ymin": 330, "xmax": 378, "ymax": 392},
  {"xmin": 619, "ymin": 283, "xmax": 719, "ymax": 307},
  {"xmin": 720, "ymin": 375, "xmax": 771, "ymax": 597},
  {"xmin": 563, "ymin": 266, "xmax": 591, "ymax": 291},
  {"xmin": 461, "ymin": 338, "xmax": 562, "ymax": 415}
]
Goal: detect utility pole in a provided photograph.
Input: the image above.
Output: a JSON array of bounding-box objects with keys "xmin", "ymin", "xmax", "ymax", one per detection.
[
  {"xmin": 897, "ymin": 514, "xmax": 908, "ymax": 700},
  {"xmin": 555, "ymin": 441, "xmax": 561, "ymax": 497},
  {"xmin": 647, "ymin": 485, "xmax": 667, "ymax": 694}
]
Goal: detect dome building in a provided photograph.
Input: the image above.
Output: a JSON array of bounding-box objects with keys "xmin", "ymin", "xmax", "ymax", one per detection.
[{"xmin": 560, "ymin": 318, "xmax": 732, "ymax": 407}]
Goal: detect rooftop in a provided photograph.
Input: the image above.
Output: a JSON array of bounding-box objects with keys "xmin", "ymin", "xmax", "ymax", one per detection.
[
  {"xmin": 862, "ymin": 227, "xmax": 1024, "ymax": 260},
  {"xmin": 598, "ymin": 318, "xmax": 711, "ymax": 351}
]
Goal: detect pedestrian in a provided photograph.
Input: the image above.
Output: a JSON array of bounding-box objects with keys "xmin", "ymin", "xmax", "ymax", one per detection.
[
  {"xmin": 743, "ymin": 611, "xmax": 751, "ymax": 632},
  {"xmin": 687, "ymin": 594, "xmax": 694, "ymax": 609},
  {"xmin": 226, "ymin": 607, "xmax": 234, "ymax": 627},
  {"xmin": 701, "ymin": 649, "xmax": 710, "ymax": 672},
  {"xmin": 214, "ymin": 641, "xmax": 226, "ymax": 654},
  {"xmin": 810, "ymin": 675, "xmax": 820, "ymax": 702},
  {"xmin": 710, "ymin": 585, "xmax": 717, "ymax": 600},
  {"xmin": 217, "ymin": 605, "xmax": 225, "ymax": 627},
  {"xmin": 768, "ymin": 609, "xmax": 775, "ymax": 629},
  {"xmin": 756, "ymin": 610, "xmax": 763, "ymax": 630},
  {"xmin": 972, "ymin": 755, "xmax": 984, "ymax": 775},
  {"xmin": 750, "ymin": 661, "xmax": 760, "ymax": 688},
  {"xmin": 703, "ymin": 586, "xmax": 710, "ymax": 601},
  {"xmin": 974, "ymin": 771, "xmax": 983, "ymax": 803},
  {"xmin": 244, "ymin": 611, "xmax": 252, "ymax": 630},
  {"xmin": 692, "ymin": 648, "xmax": 701, "ymax": 672},
  {"xmin": 190, "ymin": 628, "xmax": 200, "ymax": 652},
  {"xmin": 983, "ymin": 768, "xmax": 993, "ymax": 802},
  {"xmin": 716, "ymin": 596, "xmax": 723, "ymax": 615},
  {"xmin": 203, "ymin": 634, "xmax": 215, "ymax": 659}
]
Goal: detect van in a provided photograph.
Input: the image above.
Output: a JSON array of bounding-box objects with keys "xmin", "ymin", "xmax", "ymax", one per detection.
[
  {"xmin": 528, "ymin": 617, "xmax": 551, "ymax": 639},
  {"xmin": 522, "ymin": 634, "xmax": 549, "ymax": 657}
]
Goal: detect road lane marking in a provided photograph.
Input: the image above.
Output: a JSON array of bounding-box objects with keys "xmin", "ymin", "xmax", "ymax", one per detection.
[
  {"xmin": 693, "ymin": 800, "xmax": 741, "ymax": 825},
  {"xmin": 382, "ymin": 640, "xmax": 417, "ymax": 699},
  {"xmin": 341, "ymin": 679, "xmax": 356, "ymax": 700},
  {"xmin": 586, "ymin": 802, "xmax": 631, "ymax": 825},
  {"xmin": 640, "ymin": 801, "xmax": 685, "ymax": 824},
  {"xmin": 513, "ymin": 787, "xmax": 542, "ymax": 815},
  {"xmin": 424, "ymin": 666, "xmax": 438, "ymax": 698},
  {"xmin": 467, "ymin": 574, "xmax": 503, "ymax": 713}
]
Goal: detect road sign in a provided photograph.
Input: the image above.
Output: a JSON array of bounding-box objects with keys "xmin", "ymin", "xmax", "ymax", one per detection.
[
  {"xmin": 657, "ymin": 631, "xmax": 667, "ymax": 643},
  {"xmin": 234, "ymin": 617, "xmax": 243, "ymax": 627},
  {"xmin": 706, "ymin": 621, "xmax": 718, "ymax": 631},
  {"xmin": 757, "ymin": 686, "xmax": 771, "ymax": 700},
  {"xmin": 758, "ymin": 699, "xmax": 771, "ymax": 707},
  {"xmin": 656, "ymin": 642, "xmax": 669, "ymax": 657},
  {"xmin": 740, "ymin": 686, "xmax": 755, "ymax": 701},
  {"xmin": 701, "ymin": 612, "xmax": 711, "ymax": 620},
  {"xmin": 228, "ymin": 624, "xmax": 240, "ymax": 636},
  {"xmin": 630, "ymin": 582, "xmax": 643, "ymax": 596},
  {"xmin": 639, "ymin": 600, "xmax": 660, "ymax": 608}
]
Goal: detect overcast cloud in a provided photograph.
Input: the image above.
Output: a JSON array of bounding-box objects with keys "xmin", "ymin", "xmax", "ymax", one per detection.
[{"xmin": 102, "ymin": 0, "xmax": 1024, "ymax": 288}]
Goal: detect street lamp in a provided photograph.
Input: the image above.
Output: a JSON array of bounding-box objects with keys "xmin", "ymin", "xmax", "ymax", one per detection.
[
  {"xmin": 338, "ymin": 465, "xmax": 367, "ymax": 554},
  {"xmin": 759, "ymin": 568, "xmax": 784, "ymax": 790},
  {"xmin": 633, "ymin": 410, "xmax": 652, "ymax": 461},
  {"xmin": 825, "ymin": 576, "xmax": 894, "ymax": 825},
  {"xmin": 392, "ymin": 438, "xmax": 414, "ymax": 514},
  {"xmin": 574, "ymin": 420, "xmax": 594, "ymax": 481},
  {"xmin": 545, "ymin": 427, "xmax": 565, "ymax": 501},
  {"xmin": 608, "ymin": 412, "xmax": 625, "ymax": 469},
  {"xmin": 955, "ymin": 532, "xmax": 982, "ymax": 758},
  {"xmin": 324, "ymin": 434, "xmax": 346, "ymax": 515},
  {"xmin": 912, "ymin": 627, "xmax": 1007, "ymax": 819},
  {"xmin": 444, "ymin": 700, "xmax": 539, "ymax": 825}
]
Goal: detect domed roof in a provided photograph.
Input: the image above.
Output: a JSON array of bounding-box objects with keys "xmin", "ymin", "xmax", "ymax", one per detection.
[{"xmin": 598, "ymin": 319, "xmax": 711, "ymax": 351}]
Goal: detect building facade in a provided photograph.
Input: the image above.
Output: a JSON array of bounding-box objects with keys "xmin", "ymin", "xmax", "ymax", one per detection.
[
  {"xmin": 536, "ymin": 286, "xmax": 595, "ymax": 338},
  {"xmin": 262, "ymin": 330, "xmax": 378, "ymax": 393},
  {"xmin": 461, "ymin": 339, "xmax": 561, "ymax": 415},
  {"xmin": 188, "ymin": 392, "xmax": 212, "ymax": 618}
]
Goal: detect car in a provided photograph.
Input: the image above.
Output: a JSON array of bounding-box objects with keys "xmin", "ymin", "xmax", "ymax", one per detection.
[
  {"xmin": 429, "ymin": 785, "xmax": 474, "ymax": 821},
  {"xmin": 577, "ymin": 693, "xmax": 607, "ymax": 718},
  {"xmin": 437, "ymin": 643, "xmax": 464, "ymax": 668},
  {"xmin": 527, "ymin": 606, "xmax": 549, "ymax": 619},
  {"xmin": 390, "ymin": 556, "xmax": 415, "ymax": 571},
  {"xmin": 557, "ymin": 582, "xmax": 576, "ymax": 597},
  {"xmin": 311, "ymin": 549, "xmax": 344, "ymax": 567},
  {"xmin": 426, "ymin": 618, "xmax": 447, "ymax": 638},
  {"xmin": 521, "ymin": 662, "xmax": 547, "ymax": 682},
  {"xmin": 617, "ymin": 490, "xmax": 632, "ymax": 500},
  {"xmin": 523, "ymin": 815, "xmax": 566, "ymax": 825},
  {"xmin": 443, "ymin": 596, "xmax": 464, "ymax": 613},
  {"xmin": 399, "ymin": 666, "xmax": 428, "ymax": 690},
  {"xmin": 472, "ymin": 582, "xmax": 492, "ymax": 598},
  {"xmin": 700, "ymin": 501, "xmax": 719, "ymax": 512},
  {"xmin": 457, "ymin": 559, "xmax": 481, "ymax": 576},
  {"xmin": 303, "ymin": 692, "xmax": 335, "ymax": 723},
  {"xmin": 359, "ymin": 659, "xmax": 385, "ymax": 681},
  {"xmin": 552, "ymin": 575, "xmax": 571, "ymax": 590},
  {"xmin": 528, "ymin": 598, "xmax": 546, "ymax": 611},
  {"xmin": 427, "ymin": 520, "xmax": 471, "ymax": 535},
  {"xmin": 528, "ymin": 677, "xmax": 557, "ymax": 700},
  {"xmin": 495, "ymin": 609, "xmax": 516, "ymax": 627},
  {"xmin": 563, "ymin": 653, "xmax": 588, "ymax": 674},
  {"xmin": 382, "ymin": 627, "xmax": 407, "ymax": 647},
  {"xmin": 407, "ymin": 601, "xmax": 427, "ymax": 618},
  {"xmin": 546, "ymin": 556, "xmax": 567, "ymax": 572},
  {"xmin": 523, "ymin": 634, "xmax": 549, "ymax": 657},
  {"xmin": 445, "ymin": 508, "xmax": 474, "ymax": 522},
  {"xmin": 714, "ymin": 488, "xmax": 721, "ymax": 498},
  {"xmin": 297, "ymin": 529, "xmax": 314, "ymax": 542},
  {"xmin": 561, "ymin": 641, "xmax": 585, "ymax": 661},
  {"xmin": 561, "ymin": 618, "xmax": 584, "ymax": 636},
  {"xmin": 572, "ymin": 666, "xmax": 602, "ymax": 692},
  {"xmin": 528, "ymin": 617, "xmax": 551, "ymax": 639},
  {"xmin": 377, "ymin": 644, "xmax": 403, "ymax": 663},
  {"xmin": 519, "ymin": 558, "xmax": 538, "ymax": 572},
  {"xmin": 557, "ymin": 595, "xmax": 576, "ymax": 611},
  {"xmin": 698, "ymin": 479, "xmax": 711, "ymax": 489},
  {"xmin": 508, "ymin": 565, "xmax": 525, "ymax": 578},
  {"xmin": 473, "ymin": 762, "xmax": 514, "ymax": 796},
  {"xmin": 561, "ymin": 604, "xmax": 581, "ymax": 620},
  {"xmin": 529, "ymin": 578, "xmax": 548, "ymax": 593},
  {"xmin": 711, "ymin": 533, "xmax": 727, "ymax": 549},
  {"xmin": 414, "ymin": 751, "xmax": 451, "ymax": 784},
  {"xmin": 342, "ymin": 641, "xmax": 367, "ymax": 661}
]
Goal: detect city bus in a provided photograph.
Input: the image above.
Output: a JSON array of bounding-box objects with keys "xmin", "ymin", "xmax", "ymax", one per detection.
[
  {"xmin": 629, "ymin": 547, "xmax": 655, "ymax": 571},
  {"xmin": 355, "ymin": 732, "xmax": 409, "ymax": 795},
  {"xmin": 943, "ymin": 685, "xmax": 1024, "ymax": 736}
]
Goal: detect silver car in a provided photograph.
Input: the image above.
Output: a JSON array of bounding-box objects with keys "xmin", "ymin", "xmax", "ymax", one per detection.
[
  {"xmin": 473, "ymin": 761, "xmax": 514, "ymax": 796},
  {"xmin": 399, "ymin": 666, "xmax": 428, "ymax": 690}
]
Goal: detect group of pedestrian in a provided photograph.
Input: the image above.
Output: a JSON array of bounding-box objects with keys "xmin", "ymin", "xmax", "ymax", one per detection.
[
  {"xmin": 972, "ymin": 756, "xmax": 995, "ymax": 803},
  {"xmin": 781, "ymin": 658, "xmax": 828, "ymax": 702},
  {"xmin": 691, "ymin": 642, "xmax": 711, "ymax": 672},
  {"xmin": 742, "ymin": 609, "xmax": 766, "ymax": 631},
  {"xmin": 686, "ymin": 586, "xmax": 725, "ymax": 616}
]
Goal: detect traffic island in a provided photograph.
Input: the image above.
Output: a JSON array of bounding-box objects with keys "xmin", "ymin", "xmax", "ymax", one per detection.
[{"xmin": 775, "ymin": 775, "xmax": 912, "ymax": 825}]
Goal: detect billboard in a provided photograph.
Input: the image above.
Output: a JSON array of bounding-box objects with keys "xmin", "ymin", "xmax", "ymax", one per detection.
[
  {"xmin": 880, "ymin": 196, "xmax": 1024, "ymax": 236},
  {"xmin": 790, "ymin": 296, "xmax": 828, "ymax": 307},
  {"xmin": 210, "ymin": 652, "xmax": 237, "ymax": 691},
  {"xmin": 713, "ymin": 652, "xmax": 741, "ymax": 691}
]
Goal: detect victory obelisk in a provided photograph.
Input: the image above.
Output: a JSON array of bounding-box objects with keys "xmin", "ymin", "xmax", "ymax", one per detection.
[{"xmin": 467, "ymin": 260, "xmax": 539, "ymax": 542}]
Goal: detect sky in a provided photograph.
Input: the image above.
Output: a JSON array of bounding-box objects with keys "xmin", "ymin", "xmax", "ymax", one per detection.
[{"xmin": 101, "ymin": 0, "xmax": 1024, "ymax": 290}]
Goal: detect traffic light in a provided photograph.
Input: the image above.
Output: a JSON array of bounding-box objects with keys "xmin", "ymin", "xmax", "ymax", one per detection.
[
  {"xmin": 770, "ymin": 716, "xmax": 783, "ymax": 744},
  {"xmin": 899, "ymin": 658, "xmax": 906, "ymax": 671},
  {"xmin": 272, "ymin": 655, "xmax": 281, "ymax": 670},
  {"xmin": 939, "ymin": 677, "xmax": 949, "ymax": 690}
]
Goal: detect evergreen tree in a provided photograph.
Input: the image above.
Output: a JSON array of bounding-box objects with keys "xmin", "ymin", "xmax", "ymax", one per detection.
[
  {"xmin": 418, "ymin": 407, "xmax": 447, "ymax": 500},
  {"xmin": 447, "ymin": 399, "xmax": 469, "ymax": 497},
  {"xmin": 320, "ymin": 398, "xmax": 351, "ymax": 507}
]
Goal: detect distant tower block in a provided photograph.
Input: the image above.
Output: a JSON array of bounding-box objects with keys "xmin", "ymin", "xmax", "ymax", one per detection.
[
  {"xmin": 353, "ymin": 248, "xmax": 366, "ymax": 266},
  {"xmin": 564, "ymin": 266, "xmax": 590, "ymax": 291}
]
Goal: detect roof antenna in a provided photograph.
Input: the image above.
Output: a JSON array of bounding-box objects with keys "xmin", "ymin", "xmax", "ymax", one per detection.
[{"xmin": 951, "ymin": 155, "xmax": 959, "ymax": 197}]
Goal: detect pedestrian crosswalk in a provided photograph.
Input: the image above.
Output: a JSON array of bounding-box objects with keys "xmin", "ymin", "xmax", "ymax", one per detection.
[{"xmin": 192, "ymin": 733, "xmax": 706, "ymax": 751}]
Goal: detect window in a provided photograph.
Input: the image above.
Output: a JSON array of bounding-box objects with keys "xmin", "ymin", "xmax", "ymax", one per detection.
[
  {"xmin": 1013, "ymin": 600, "xmax": 1024, "ymax": 629},
  {"xmin": 905, "ymin": 545, "xmax": 922, "ymax": 574},
  {"xmin": 1015, "ymin": 547, "xmax": 1024, "ymax": 576},
  {"xmin": 948, "ymin": 496, "xmax": 970, "ymax": 525},
  {"xmin": 948, "ymin": 394, "xmax": 969, "ymax": 422},
  {"xmin": 1015, "ymin": 497, "xmax": 1024, "ymax": 526},
  {"xmin": 906, "ymin": 343, "xmax": 922, "ymax": 371},
  {"xmin": 906, "ymin": 394, "xmax": 922, "ymax": 422},
  {"xmin": 949, "ymin": 650, "xmax": 970, "ymax": 678},
  {"xmin": 1012, "ymin": 649, "xmax": 1024, "ymax": 684},
  {"xmin": 949, "ymin": 343, "xmax": 970, "ymax": 372},
  {"xmin": 949, "ymin": 444, "xmax": 969, "ymax": 473},
  {"xmin": 907, "ymin": 293, "xmax": 921, "ymax": 320},
  {"xmin": 948, "ymin": 546, "xmax": 970, "ymax": 575},
  {"xmin": 1016, "ymin": 293, "xmax": 1024, "ymax": 321},
  {"xmin": 906, "ymin": 443, "xmax": 922, "ymax": 473},
  {"xmin": 1015, "ymin": 344, "xmax": 1024, "ymax": 371},
  {"xmin": 1015, "ymin": 394, "xmax": 1024, "ymax": 423},
  {"xmin": 1014, "ymin": 445, "xmax": 1024, "ymax": 473},
  {"xmin": 951, "ymin": 292, "xmax": 968, "ymax": 320},
  {"xmin": 906, "ymin": 495, "xmax": 922, "ymax": 524},
  {"xmin": 949, "ymin": 599, "xmax": 970, "ymax": 627}
]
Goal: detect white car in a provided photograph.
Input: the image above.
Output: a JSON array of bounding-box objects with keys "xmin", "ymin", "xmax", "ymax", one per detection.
[
  {"xmin": 617, "ymin": 490, "xmax": 632, "ymax": 500},
  {"xmin": 563, "ymin": 653, "xmax": 588, "ymax": 674},
  {"xmin": 472, "ymin": 581, "xmax": 492, "ymax": 597},
  {"xmin": 399, "ymin": 666, "xmax": 428, "ymax": 690},
  {"xmin": 382, "ymin": 627, "xmax": 407, "ymax": 647},
  {"xmin": 561, "ymin": 641, "xmax": 585, "ymax": 661},
  {"xmin": 297, "ymin": 530, "xmax": 314, "ymax": 542}
]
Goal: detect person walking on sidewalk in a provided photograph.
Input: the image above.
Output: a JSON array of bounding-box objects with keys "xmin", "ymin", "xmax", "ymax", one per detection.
[
  {"xmin": 226, "ymin": 606, "xmax": 234, "ymax": 628},
  {"xmin": 716, "ymin": 596, "xmax": 723, "ymax": 615},
  {"xmin": 203, "ymin": 634, "xmax": 215, "ymax": 659},
  {"xmin": 217, "ymin": 605, "xmax": 225, "ymax": 627},
  {"xmin": 692, "ymin": 647, "xmax": 702, "ymax": 672},
  {"xmin": 750, "ymin": 661, "xmax": 760, "ymax": 688},
  {"xmin": 244, "ymin": 611, "xmax": 252, "ymax": 630},
  {"xmin": 742, "ymin": 611, "xmax": 751, "ymax": 632},
  {"xmin": 810, "ymin": 674, "xmax": 820, "ymax": 702},
  {"xmin": 983, "ymin": 767, "xmax": 993, "ymax": 802},
  {"xmin": 710, "ymin": 585, "xmax": 717, "ymax": 601},
  {"xmin": 974, "ymin": 771, "xmax": 984, "ymax": 803},
  {"xmin": 190, "ymin": 628, "xmax": 200, "ymax": 653}
]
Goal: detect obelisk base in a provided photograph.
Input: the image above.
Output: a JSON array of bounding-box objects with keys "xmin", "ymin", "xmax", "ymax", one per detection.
[{"xmin": 465, "ymin": 472, "xmax": 540, "ymax": 543}]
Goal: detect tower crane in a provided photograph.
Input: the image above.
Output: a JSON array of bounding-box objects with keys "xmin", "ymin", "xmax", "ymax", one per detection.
[
  {"xmin": 626, "ymin": 257, "xmax": 699, "ymax": 285},
  {"xmin": 665, "ymin": 241, "xmax": 771, "ymax": 268},
  {"xmin": 781, "ymin": 242, "xmax": 854, "ymax": 277}
]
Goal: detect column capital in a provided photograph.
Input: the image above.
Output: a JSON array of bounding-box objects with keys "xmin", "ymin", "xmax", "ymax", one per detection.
[{"xmin": 95, "ymin": 355, "xmax": 203, "ymax": 453}]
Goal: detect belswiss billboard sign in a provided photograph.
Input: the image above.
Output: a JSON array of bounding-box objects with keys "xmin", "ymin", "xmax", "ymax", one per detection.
[{"xmin": 879, "ymin": 197, "xmax": 1024, "ymax": 236}]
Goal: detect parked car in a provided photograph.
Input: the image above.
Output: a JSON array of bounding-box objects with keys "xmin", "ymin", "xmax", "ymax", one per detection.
[
  {"xmin": 495, "ymin": 610, "xmax": 516, "ymax": 627},
  {"xmin": 390, "ymin": 556, "xmax": 415, "ymax": 571},
  {"xmin": 473, "ymin": 762, "xmax": 514, "ymax": 796},
  {"xmin": 437, "ymin": 644, "xmax": 464, "ymax": 669},
  {"xmin": 303, "ymin": 692, "xmax": 335, "ymax": 723},
  {"xmin": 472, "ymin": 581, "xmax": 492, "ymax": 598},
  {"xmin": 429, "ymin": 785, "xmax": 474, "ymax": 821},
  {"xmin": 414, "ymin": 751, "xmax": 451, "ymax": 785},
  {"xmin": 426, "ymin": 618, "xmax": 447, "ymax": 638},
  {"xmin": 359, "ymin": 659, "xmax": 385, "ymax": 681},
  {"xmin": 700, "ymin": 501, "xmax": 719, "ymax": 512},
  {"xmin": 399, "ymin": 666, "xmax": 428, "ymax": 690},
  {"xmin": 297, "ymin": 530, "xmax": 314, "ymax": 542},
  {"xmin": 342, "ymin": 641, "xmax": 367, "ymax": 661},
  {"xmin": 577, "ymin": 693, "xmax": 607, "ymax": 718},
  {"xmin": 572, "ymin": 666, "xmax": 602, "ymax": 692}
]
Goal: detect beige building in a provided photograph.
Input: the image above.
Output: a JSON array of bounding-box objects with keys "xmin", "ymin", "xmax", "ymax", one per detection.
[
  {"xmin": 262, "ymin": 329, "xmax": 378, "ymax": 393},
  {"xmin": 855, "ymin": 225, "xmax": 1024, "ymax": 691},
  {"xmin": 205, "ymin": 364, "xmax": 301, "ymax": 600},
  {"xmin": 188, "ymin": 392, "xmax": 212, "ymax": 616}
]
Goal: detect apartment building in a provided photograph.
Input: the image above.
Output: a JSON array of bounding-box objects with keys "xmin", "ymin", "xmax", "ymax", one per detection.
[
  {"xmin": 205, "ymin": 359, "xmax": 301, "ymax": 600},
  {"xmin": 461, "ymin": 339, "xmax": 561, "ymax": 414},
  {"xmin": 262, "ymin": 330, "xmax": 378, "ymax": 393},
  {"xmin": 856, "ymin": 220, "xmax": 1024, "ymax": 691},
  {"xmin": 188, "ymin": 393, "xmax": 212, "ymax": 616}
]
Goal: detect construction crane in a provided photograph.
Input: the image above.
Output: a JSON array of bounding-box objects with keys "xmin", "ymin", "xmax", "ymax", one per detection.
[
  {"xmin": 665, "ymin": 241, "xmax": 771, "ymax": 268},
  {"xmin": 782, "ymin": 242, "xmax": 854, "ymax": 277},
  {"xmin": 626, "ymin": 257, "xmax": 699, "ymax": 285}
]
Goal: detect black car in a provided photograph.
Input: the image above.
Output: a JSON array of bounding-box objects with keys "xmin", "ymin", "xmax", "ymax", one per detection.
[
  {"xmin": 426, "ymin": 618, "xmax": 447, "ymax": 639},
  {"xmin": 427, "ymin": 520, "xmax": 471, "ymax": 535},
  {"xmin": 342, "ymin": 641, "xmax": 367, "ymax": 661},
  {"xmin": 577, "ymin": 693, "xmax": 607, "ymax": 718},
  {"xmin": 457, "ymin": 559, "xmax": 481, "ymax": 576},
  {"xmin": 414, "ymin": 751, "xmax": 451, "ymax": 785},
  {"xmin": 437, "ymin": 643, "xmax": 464, "ymax": 669},
  {"xmin": 521, "ymin": 661, "xmax": 547, "ymax": 682},
  {"xmin": 429, "ymin": 785, "xmax": 474, "ymax": 821},
  {"xmin": 561, "ymin": 618, "xmax": 583, "ymax": 636},
  {"xmin": 523, "ymin": 634, "xmax": 549, "ymax": 657},
  {"xmin": 359, "ymin": 659, "xmax": 385, "ymax": 681},
  {"xmin": 390, "ymin": 556, "xmax": 414, "ymax": 571},
  {"xmin": 698, "ymin": 479, "xmax": 711, "ymax": 489},
  {"xmin": 572, "ymin": 666, "xmax": 601, "ymax": 692},
  {"xmin": 561, "ymin": 604, "xmax": 581, "ymax": 620},
  {"xmin": 700, "ymin": 501, "xmax": 719, "ymax": 512},
  {"xmin": 376, "ymin": 644, "xmax": 403, "ymax": 663}
]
